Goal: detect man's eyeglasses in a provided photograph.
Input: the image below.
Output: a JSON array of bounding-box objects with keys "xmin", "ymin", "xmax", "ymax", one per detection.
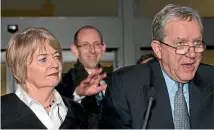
[
  {"xmin": 158, "ymin": 40, "xmax": 206, "ymax": 55},
  {"xmin": 76, "ymin": 42, "xmax": 103, "ymax": 50}
]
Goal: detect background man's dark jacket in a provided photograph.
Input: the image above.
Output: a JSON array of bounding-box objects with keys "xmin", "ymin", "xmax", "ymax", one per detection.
[{"xmin": 56, "ymin": 61, "xmax": 107, "ymax": 128}]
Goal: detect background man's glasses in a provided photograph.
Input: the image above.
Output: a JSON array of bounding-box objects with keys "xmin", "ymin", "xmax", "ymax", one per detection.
[
  {"xmin": 158, "ymin": 40, "xmax": 206, "ymax": 55},
  {"xmin": 76, "ymin": 42, "xmax": 103, "ymax": 50}
]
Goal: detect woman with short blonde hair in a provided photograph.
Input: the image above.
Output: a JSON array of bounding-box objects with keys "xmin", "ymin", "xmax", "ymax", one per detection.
[{"xmin": 1, "ymin": 27, "xmax": 87, "ymax": 129}]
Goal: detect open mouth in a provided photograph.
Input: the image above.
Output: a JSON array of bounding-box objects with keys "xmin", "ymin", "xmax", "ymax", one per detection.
[
  {"xmin": 182, "ymin": 63, "xmax": 194, "ymax": 71},
  {"xmin": 48, "ymin": 73, "xmax": 58, "ymax": 76}
]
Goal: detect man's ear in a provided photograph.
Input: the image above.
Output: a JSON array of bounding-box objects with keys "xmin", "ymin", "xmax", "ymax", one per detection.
[
  {"xmin": 70, "ymin": 44, "xmax": 79, "ymax": 57},
  {"xmin": 101, "ymin": 43, "xmax": 106, "ymax": 55},
  {"xmin": 151, "ymin": 40, "xmax": 162, "ymax": 59}
]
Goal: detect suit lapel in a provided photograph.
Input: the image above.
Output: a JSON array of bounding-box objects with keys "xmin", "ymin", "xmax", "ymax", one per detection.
[
  {"xmin": 12, "ymin": 94, "xmax": 46, "ymax": 128},
  {"xmin": 189, "ymin": 80, "xmax": 200, "ymax": 128},
  {"xmin": 60, "ymin": 97, "xmax": 87, "ymax": 129},
  {"xmin": 60, "ymin": 109, "xmax": 82, "ymax": 129},
  {"xmin": 189, "ymin": 71, "xmax": 214, "ymax": 129},
  {"xmin": 145, "ymin": 60, "xmax": 174, "ymax": 129},
  {"xmin": 139, "ymin": 84, "xmax": 157, "ymax": 129}
]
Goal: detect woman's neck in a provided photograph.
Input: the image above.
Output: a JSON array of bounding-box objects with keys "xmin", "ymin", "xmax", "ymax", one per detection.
[{"xmin": 24, "ymin": 83, "xmax": 55, "ymax": 107}]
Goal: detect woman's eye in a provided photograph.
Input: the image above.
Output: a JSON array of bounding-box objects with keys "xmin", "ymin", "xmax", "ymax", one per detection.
[
  {"xmin": 54, "ymin": 54, "xmax": 61, "ymax": 59},
  {"xmin": 39, "ymin": 57, "xmax": 46, "ymax": 62},
  {"xmin": 55, "ymin": 56, "xmax": 60, "ymax": 59}
]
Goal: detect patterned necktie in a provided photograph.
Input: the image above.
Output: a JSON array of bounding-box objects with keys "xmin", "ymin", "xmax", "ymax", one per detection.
[
  {"xmin": 95, "ymin": 80, "xmax": 105, "ymax": 109},
  {"xmin": 95, "ymin": 91, "xmax": 104, "ymax": 108},
  {"xmin": 174, "ymin": 83, "xmax": 190, "ymax": 129}
]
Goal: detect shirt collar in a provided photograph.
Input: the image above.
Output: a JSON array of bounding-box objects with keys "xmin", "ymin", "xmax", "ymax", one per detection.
[
  {"xmin": 53, "ymin": 89, "xmax": 66, "ymax": 108},
  {"xmin": 161, "ymin": 69, "xmax": 188, "ymax": 94},
  {"xmin": 15, "ymin": 85, "xmax": 34, "ymax": 106},
  {"xmin": 15, "ymin": 85, "xmax": 67, "ymax": 111}
]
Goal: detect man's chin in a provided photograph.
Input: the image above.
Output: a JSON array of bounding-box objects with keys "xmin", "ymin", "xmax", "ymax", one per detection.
[
  {"xmin": 85, "ymin": 63, "xmax": 99, "ymax": 69},
  {"xmin": 178, "ymin": 73, "xmax": 195, "ymax": 83}
]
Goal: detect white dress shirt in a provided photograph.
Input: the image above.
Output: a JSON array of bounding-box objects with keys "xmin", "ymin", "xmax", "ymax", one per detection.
[{"xmin": 15, "ymin": 86, "xmax": 68, "ymax": 129}]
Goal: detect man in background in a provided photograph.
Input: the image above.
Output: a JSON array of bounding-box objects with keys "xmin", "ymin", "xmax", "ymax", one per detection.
[
  {"xmin": 136, "ymin": 53, "xmax": 155, "ymax": 64},
  {"xmin": 56, "ymin": 25, "xmax": 107, "ymax": 128}
]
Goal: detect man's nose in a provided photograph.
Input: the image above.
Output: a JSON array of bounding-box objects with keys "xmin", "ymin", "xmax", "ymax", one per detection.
[
  {"xmin": 185, "ymin": 46, "xmax": 196, "ymax": 58},
  {"xmin": 89, "ymin": 44, "xmax": 96, "ymax": 53}
]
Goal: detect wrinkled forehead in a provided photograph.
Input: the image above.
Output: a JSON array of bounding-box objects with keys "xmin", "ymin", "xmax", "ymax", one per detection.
[
  {"xmin": 165, "ymin": 17, "xmax": 202, "ymax": 32},
  {"xmin": 77, "ymin": 29, "xmax": 102, "ymax": 42},
  {"xmin": 164, "ymin": 18, "xmax": 202, "ymax": 39}
]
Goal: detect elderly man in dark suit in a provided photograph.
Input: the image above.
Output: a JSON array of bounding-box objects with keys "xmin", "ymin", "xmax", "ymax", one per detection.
[{"xmin": 101, "ymin": 4, "xmax": 214, "ymax": 129}]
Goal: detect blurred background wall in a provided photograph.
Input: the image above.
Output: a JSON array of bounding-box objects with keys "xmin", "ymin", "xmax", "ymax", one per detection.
[{"xmin": 1, "ymin": 0, "xmax": 214, "ymax": 95}]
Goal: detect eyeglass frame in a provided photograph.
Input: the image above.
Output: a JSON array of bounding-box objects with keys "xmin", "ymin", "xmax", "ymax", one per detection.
[
  {"xmin": 75, "ymin": 41, "xmax": 104, "ymax": 50},
  {"xmin": 157, "ymin": 40, "xmax": 206, "ymax": 55}
]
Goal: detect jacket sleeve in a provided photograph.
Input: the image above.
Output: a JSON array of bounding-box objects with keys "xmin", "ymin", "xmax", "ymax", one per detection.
[{"xmin": 100, "ymin": 72, "xmax": 132, "ymax": 129}]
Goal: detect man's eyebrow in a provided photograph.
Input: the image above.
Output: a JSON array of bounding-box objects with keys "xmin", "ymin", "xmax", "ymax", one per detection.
[
  {"xmin": 175, "ymin": 37, "xmax": 186, "ymax": 40},
  {"xmin": 78, "ymin": 41, "xmax": 101, "ymax": 44},
  {"xmin": 194, "ymin": 36, "xmax": 202, "ymax": 40},
  {"xmin": 175, "ymin": 36, "xmax": 202, "ymax": 40},
  {"xmin": 77, "ymin": 41, "xmax": 89, "ymax": 44}
]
